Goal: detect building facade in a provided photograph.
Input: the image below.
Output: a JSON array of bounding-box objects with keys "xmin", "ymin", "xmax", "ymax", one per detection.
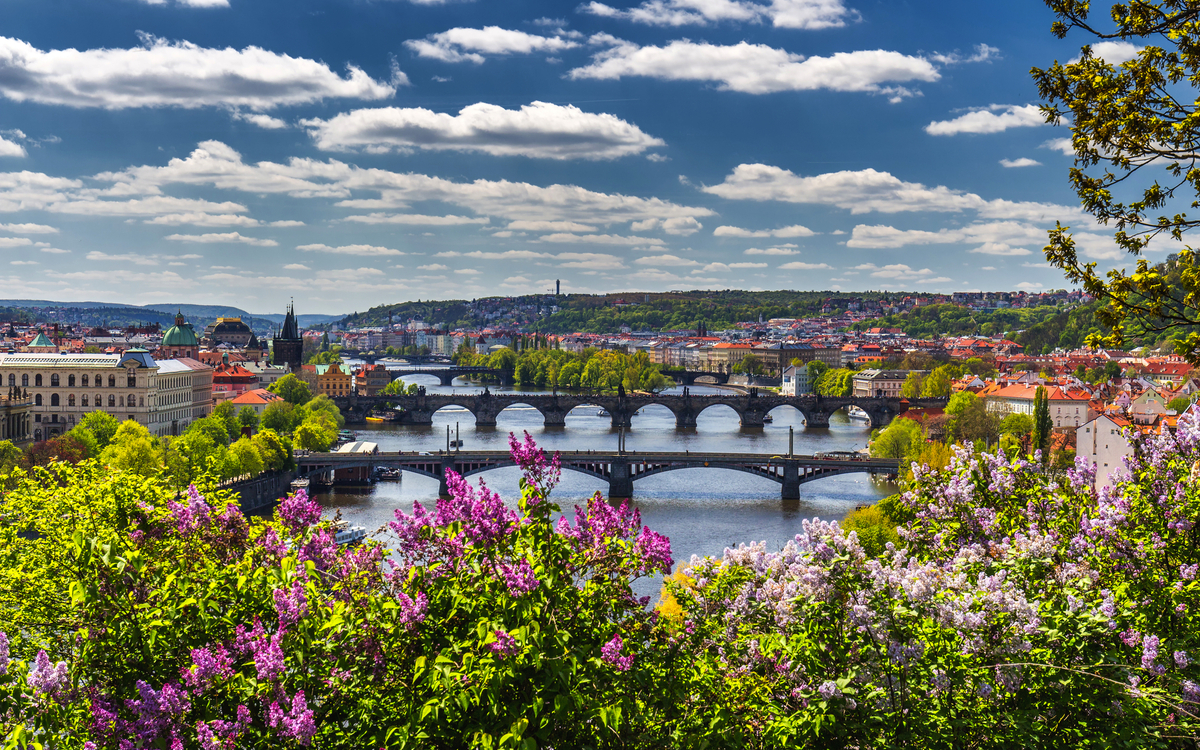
[
  {"xmin": 852, "ymin": 369, "xmax": 922, "ymax": 399},
  {"xmin": 0, "ymin": 389, "xmax": 32, "ymax": 448},
  {"xmin": 158, "ymin": 311, "xmax": 200, "ymax": 360},
  {"xmin": 202, "ymin": 318, "xmax": 255, "ymax": 347},
  {"xmin": 355, "ymin": 363, "xmax": 393, "ymax": 396},
  {"xmin": 315, "ymin": 362, "xmax": 352, "ymax": 397},
  {"xmin": 1077, "ymin": 415, "xmax": 1133, "ymax": 489}
]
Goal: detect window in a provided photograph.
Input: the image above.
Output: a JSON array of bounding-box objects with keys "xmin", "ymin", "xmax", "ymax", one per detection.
[
  {"xmin": 34, "ymin": 394, "xmax": 41, "ymax": 406},
  {"xmin": 108, "ymin": 375, "xmax": 116, "ymax": 388},
  {"xmin": 68, "ymin": 374, "xmax": 75, "ymax": 387},
  {"xmin": 96, "ymin": 373, "xmax": 102, "ymax": 386},
  {"xmin": 5, "ymin": 374, "xmax": 11, "ymax": 386},
  {"xmin": 81, "ymin": 395, "xmax": 88, "ymax": 407},
  {"xmin": 50, "ymin": 374, "xmax": 59, "ymax": 387},
  {"xmin": 35, "ymin": 374, "xmax": 42, "ymax": 387},
  {"xmin": 50, "ymin": 394, "xmax": 59, "ymax": 407},
  {"xmin": 108, "ymin": 395, "xmax": 115, "ymax": 407},
  {"xmin": 95, "ymin": 394, "xmax": 101, "ymax": 406},
  {"xmin": 68, "ymin": 394, "xmax": 75, "ymax": 407},
  {"xmin": 20, "ymin": 375, "xmax": 27, "ymax": 387},
  {"xmin": 127, "ymin": 373, "xmax": 136, "ymax": 388},
  {"xmin": 81, "ymin": 374, "xmax": 88, "ymax": 387},
  {"xmin": 139, "ymin": 396, "xmax": 144, "ymax": 408}
]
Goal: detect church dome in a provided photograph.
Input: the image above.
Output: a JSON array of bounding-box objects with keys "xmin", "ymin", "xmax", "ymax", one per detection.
[{"xmin": 162, "ymin": 311, "xmax": 199, "ymax": 347}]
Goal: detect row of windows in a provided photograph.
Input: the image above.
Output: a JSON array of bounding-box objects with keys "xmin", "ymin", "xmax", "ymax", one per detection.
[
  {"xmin": 6, "ymin": 373, "xmax": 136, "ymax": 388},
  {"xmin": 34, "ymin": 393, "xmax": 145, "ymax": 408}
]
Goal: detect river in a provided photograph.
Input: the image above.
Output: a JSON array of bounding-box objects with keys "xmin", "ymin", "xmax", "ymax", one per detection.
[{"xmin": 315, "ymin": 367, "xmax": 895, "ymax": 596}]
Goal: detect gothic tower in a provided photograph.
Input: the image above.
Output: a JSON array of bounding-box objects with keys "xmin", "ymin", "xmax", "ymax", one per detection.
[{"xmin": 272, "ymin": 302, "xmax": 303, "ymax": 370}]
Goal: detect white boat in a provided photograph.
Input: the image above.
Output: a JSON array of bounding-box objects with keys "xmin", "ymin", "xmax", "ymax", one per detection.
[
  {"xmin": 335, "ymin": 524, "xmax": 367, "ymax": 546},
  {"xmin": 596, "ymin": 409, "xmax": 610, "ymax": 417},
  {"xmin": 847, "ymin": 406, "xmax": 870, "ymax": 422},
  {"xmin": 762, "ymin": 414, "xmax": 773, "ymax": 423}
]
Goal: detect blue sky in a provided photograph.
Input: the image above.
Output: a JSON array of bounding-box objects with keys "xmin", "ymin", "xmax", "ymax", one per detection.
[{"xmin": 0, "ymin": 0, "xmax": 1135, "ymax": 314}]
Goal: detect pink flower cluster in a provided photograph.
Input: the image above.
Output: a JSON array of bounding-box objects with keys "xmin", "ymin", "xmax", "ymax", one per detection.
[
  {"xmin": 600, "ymin": 634, "xmax": 633, "ymax": 671},
  {"xmin": 126, "ymin": 680, "xmax": 191, "ymax": 749},
  {"xmin": 489, "ymin": 629, "xmax": 520, "ymax": 660},
  {"xmin": 497, "ymin": 558, "xmax": 540, "ymax": 596},
  {"xmin": 167, "ymin": 484, "xmax": 211, "ymax": 535},
  {"xmin": 273, "ymin": 580, "xmax": 309, "ymax": 631},
  {"xmin": 180, "ymin": 645, "xmax": 233, "ymax": 693},
  {"xmin": 278, "ymin": 488, "xmax": 322, "ymax": 535},
  {"xmin": 268, "ymin": 690, "xmax": 316, "ymax": 746},
  {"xmin": 195, "ymin": 705, "xmax": 251, "ymax": 749},
  {"xmin": 26, "ymin": 649, "xmax": 68, "ymax": 697},
  {"xmin": 508, "ymin": 430, "xmax": 561, "ymax": 498}
]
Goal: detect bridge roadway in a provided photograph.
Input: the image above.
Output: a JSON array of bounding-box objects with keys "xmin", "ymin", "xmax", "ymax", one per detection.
[
  {"xmin": 296, "ymin": 450, "xmax": 901, "ymax": 500},
  {"xmin": 333, "ymin": 390, "xmax": 948, "ymax": 430}
]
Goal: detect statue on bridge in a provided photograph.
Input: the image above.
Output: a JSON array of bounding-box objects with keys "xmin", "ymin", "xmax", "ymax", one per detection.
[{"xmin": 618, "ymin": 383, "xmax": 626, "ymax": 399}]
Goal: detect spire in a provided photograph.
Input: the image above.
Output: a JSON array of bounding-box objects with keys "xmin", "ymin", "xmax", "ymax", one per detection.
[
  {"xmin": 281, "ymin": 301, "xmax": 300, "ymax": 340},
  {"xmin": 176, "ymin": 309, "xmax": 186, "ymax": 326}
]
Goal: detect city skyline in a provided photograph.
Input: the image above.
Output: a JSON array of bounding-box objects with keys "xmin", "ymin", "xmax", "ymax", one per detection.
[{"xmin": 0, "ymin": 0, "xmax": 1141, "ymax": 313}]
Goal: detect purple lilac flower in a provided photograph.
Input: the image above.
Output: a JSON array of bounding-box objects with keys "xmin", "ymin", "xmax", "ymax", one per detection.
[
  {"xmin": 196, "ymin": 707, "xmax": 250, "ymax": 750},
  {"xmin": 257, "ymin": 527, "xmax": 289, "ymax": 557},
  {"xmin": 1184, "ymin": 680, "xmax": 1200, "ymax": 703},
  {"xmin": 498, "ymin": 559, "xmax": 539, "ymax": 596},
  {"xmin": 278, "ymin": 488, "xmax": 322, "ymax": 535},
  {"xmin": 167, "ymin": 484, "xmax": 211, "ymax": 534},
  {"xmin": 273, "ymin": 581, "xmax": 309, "ymax": 631},
  {"xmin": 181, "ymin": 645, "xmax": 233, "ymax": 692},
  {"xmin": 600, "ymin": 634, "xmax": 633, "ymax": 671},
  {"xmin": 1120, "ymin": 629, "xmax": 1142, "ymax": 648},
  {"xmin": 299, "ymin": 527, "xmax": 338, "ymax": 571},
  {"xmin": 489, "ymin": 629, "xmax": 520, "ymax": 659},
  {"xmin": 1142, "ymin": 634, "xmax": 1163, "ymax": 674},
  {"xmin": 634, "ymin": 526, "xmax": 673, "ymax": 575},
  {"xmin": 1182, "ymin": 564, "xmax": 1199, "ymax": 581},
  {"xmin": 253, "ymin": 631, "xmax": 286, "ymax": 682},
  {"xmin": 1176, "ymin": 650, "xmax": 1190, "ymax": 667},
  {"xmin": 126, "ymin": 680, "xmax": 190, "ymax": 748},
  {"xmin": 26, "ymin": 649, "xmax": 68, "ymax": 696},
  {"xmin": 508, "ymin": 431, "xmax": 561, "ymax": 497},
  {"xmin": 818, "ymin": 681, "xmax": 841, "ymax": 700},
  {"xmin": 0, "ymin": 631, "xmax": 8, "ymax": 676},
  {"xmin": 396, "ymin": 591, "xmax": 428, "ymax": 629},
  {"xmin": 268, "ymin": 690, "xmax": 316, "ymax": 746}
]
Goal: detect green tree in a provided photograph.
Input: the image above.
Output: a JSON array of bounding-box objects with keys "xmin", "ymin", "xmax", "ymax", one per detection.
[
  {"xmin": 920, "ymin": 367, "xmax": 953, "ymax": 398},
  {"xmin": 1034, "ymin": 1, "xmax": 1200, "ymax": 363},
  {"xmin": 870, "ymin": 418, "xmax": 924, "ymax": 460},
  {"xmin": 0, "ymin": 439, "xmax": 22, "ymax": 475},
  {"xmin": 945, "ymin": 391, "xmax": 976, "ymax": 417},
  {"xmin": 251, "ymin": 428, "xmax": 291, "ymax": 472},
  {"xmin": 228, "ymin": 436, "xmax": 264, "ymax": 477},
  {"xmin": 1000, "ymin": 412, "xmax": 1035, "ymax": 437},
  {"xmin": 735, "ymin": 353, "xmax": 764, "ymax": 375},
  {"xmin": 1031, "ymin": 386, "xmax": 1053, "ymax": 461},
  {"xmin": 840, "ymin": 504, "xmax": 899, "ymax": 558},
  {"xmin": 900, "ymin": 371, "xmax": 925, "ymax": 399},
  {"xmin": 237, "ymin": 405, "xmax": 260, "ymax": 433},
  {"xmin": 954, "ymin": 398, "xmax": 1000, "ymax": 445},
  {"xmin": 299, "ymin": 394, "xmax": 345, "ymax": 429},
  {"xmin": 294, "ymin": 420, "xmax": 334, "ymax": 451},
  {"xmin": 1169, "ymin": 395, "xmax": 1192, "ymax": 414},
  {"xmin": 211, "ymin": 400, "xmax": 241, "ymax": 443},
  {"xmin": 77, "ymin": 410, "xmax": 120, "ymax": 450},
  {"xmin": 261, "ymin": 401, "xmax": 300, "ymax": 433},
  {"xmin": 269, "ymin": 373, "xmax": 313, "ymax": 406},
  {"xmin": 99, "ymin": 420, "xmax": 160, "ymax": 477}
]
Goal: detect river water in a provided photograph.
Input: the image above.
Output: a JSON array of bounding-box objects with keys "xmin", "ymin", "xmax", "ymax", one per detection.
[{"xmin": 315, "ymin": 368, "xmax": 895, "ymax": 596}]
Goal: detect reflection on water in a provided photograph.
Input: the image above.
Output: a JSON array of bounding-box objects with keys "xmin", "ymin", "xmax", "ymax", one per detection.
[{"xmin": 315, "ymin": 377, "xmax": 895, "ymax": 595}]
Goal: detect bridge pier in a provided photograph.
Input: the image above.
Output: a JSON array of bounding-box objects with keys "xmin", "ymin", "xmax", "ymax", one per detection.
[
  {"xmin": 608, "ymin": 458, "xmax": 633, "ymax": 498},
  {"xmin": 541, "ymin": 407, "xmax": 567, "ymax": 428},
  {"xmin": 674, "ymin": 409, "xmax": 698, "ymax": 430},
  {"xmin": 437, "ymin": 373, "xmax": 456, "ymax": 386},
  {"xmin": 609, "ymin": 409, "xmax": 633, "ymax": 431},
  {"xmin": 781, "ymin": 462, "xmax": 801, "ymax": 500},
  {"xmin": 739, "ymin": 410, "xmax": 766, "ymax": 429},
  {"xmin": 802, "ymin": 411, "xmax": 831, "ymax": 429}
]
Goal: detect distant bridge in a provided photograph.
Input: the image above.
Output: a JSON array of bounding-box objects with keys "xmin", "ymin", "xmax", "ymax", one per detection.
[
  {"xmin": 332, "ymin": 391, "xmax": 948, "ymax": 429},
  {"xmin": 384, "ymin": 366, "xmax": 513, "ymax": 386},
  {"xmin": 340, "ymin": 351, "xmax": 452, "ymax": 365},
  {"xmin": 296, "ymin": 450, "xmax": 901, "ymax": 500}
]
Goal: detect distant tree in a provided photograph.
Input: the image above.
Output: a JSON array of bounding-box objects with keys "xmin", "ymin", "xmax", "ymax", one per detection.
[
  {"xmin": 237, "ymin": 406, "xmax": 260, "ymax": 433},
  {"xmin": 99, "ymin": 421, "xmax": 160, "ymax": 477},
  {"xmin": 900, "ymin": 372, "xmax": 925, "ymax": 399},
  {"xmin": 804, "ymin": 359, "xmax": 829, "ymax": 382},
  {"xmin": 945, "ymin": 391, "xmax": 976, "ymax": 417},
  {"xmin": 0, "ymin": 440, "xmax": 22, "ymax": 475},
  {"xmin": 293, "ymin": 420, "xmax": 333, "ymax": 452},
  {"xmin": 870, "ymin": 418, "xmax": 924, "ymax": 461},
  {"xmin": 251, "ymin": 428, "xmax": 290, "ymax": 472},
  {"xmin": 1031, "ymin": 386, "xmax": 1052, "ymax": 461},
  {"xmin": 735, "ymin": 353, "xmax": 764, "ymax": 376},
  {"xmin": 228, "ymin": 437, "xmax": 264, "ymax": 478},
  {"xmin": 954, "ymin": 398, "xmax": 1000, "ymax": 445},
  {"xmin": 78, "ymin": 411, "xmax": 120, "ymax": 451},
  {"xmin": 1000, "ymin": 412, "xmax": 1035, "ymax": 437},
  {"xmin": 1169, "ymin": 396, "xmax": 1192, "ymax": 414},
  {"xmin": 211, "ymin": 400, "xmax": 241, "ymax": 443},
  {"xmin": 921, "ymin": 367, "xmax": 953, "ymax": 398},
  {"xmin": 261, "ymin": 401, "xmax": 299, "ymax": 433},
  {"xmin": 269, "ymin": 374, "xmax": 313, "ymax": 406},
  {"xmin": 1105, "ymin": 361, "xmax": 1122, "ymax": 380}
]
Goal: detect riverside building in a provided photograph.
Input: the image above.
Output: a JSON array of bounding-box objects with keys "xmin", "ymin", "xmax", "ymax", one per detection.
[{"xmin": 0, "ymin": 349, "xmax": 213, "ymax": 441}]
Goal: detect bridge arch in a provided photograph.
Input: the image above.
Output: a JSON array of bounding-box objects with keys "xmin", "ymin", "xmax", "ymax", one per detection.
[
  {"xmin": 693, "ymin": 400, "xmax": 748, "ymax": 428},
  {"xmin": 494, "ymin": 402, "xmax": 547, "ymax": 427},
  {"xmin": 431, "ymin": 403, "xmax": 477, "ymax": 425},
  {"xmin": 391, "ymin": 371, "xmax": 447, "ymax": 387}
]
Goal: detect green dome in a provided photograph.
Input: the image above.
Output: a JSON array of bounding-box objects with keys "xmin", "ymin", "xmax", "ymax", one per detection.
[{"xmin": 162, "ymin": 311, "xmax": 199, "ymax": 347}]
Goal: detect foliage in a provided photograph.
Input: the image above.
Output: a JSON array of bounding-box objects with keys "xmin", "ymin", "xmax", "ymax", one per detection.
[
  {"xmin": 306, "ymin": 348, "xmax": 344, "ymax": 365},
  {"xmin": 269, "ymin": 374, "xmax": 313, "ymax": 406},
  {"xmin": 380, "ymin": 379, "xmax": 420, "ymax": 396},
  {"xmin": 1033, "ymin": 0, "xmax": 1200, "ymax": 362},
  {"xmin": 839, "ymin": 504, "xmax": 899, "ymax": 558},
  {"xmin": 852, "ymin": 303, "xmax": 1073, "ymax": 341},
  {"xmin": 1000, "ymin": 412, "xmax": 1035, "ymax": 437},
  {"xmin": 1032, "ymin": 385, "xmax": 1053, "ymax": 460},
  {"xmin": 945, "ymin": 391, "xmax": 976, "ymax": 417},
  {"xmin": 953, "ymin": 396, "xmax": 1001, "ymax": 445},
  {"xmin": 1170, "ymin": 396, "xmax": 1192, "ymax": 414},
  {"xmin": 77, "ymin": 410, "xmax": 120, "ymax": 451},
  {"xmin": 815, "ymin": 368, "xmax": 854, "ymax": 397},
  {"xmin": 870, "ymin": 418, "xmax": 925, "ymax": 461},
  {"xmin": 98, "ymin": 420, "xmax": 159, "ymax": 477},
  {"xmin": 459, "ymin": 347, "xmax": 672, "ymax": 393},
  {"xmin": 921, "ymin": 364, "xmax": 960, "ymax": 398},
  {"xmin": 211, "ymin": 400, "xmax": 242, "ymax": 443},
  {"xmin": 733, "ymin": 353, "xmax": 764, "ymax": 375},
  {"xmin": 237, "ymin": 405, "xmax": 260, "ymax": 433},
  {"xmin": 900, "ymin": 371, "xmax": 925, "ymax": 399}
]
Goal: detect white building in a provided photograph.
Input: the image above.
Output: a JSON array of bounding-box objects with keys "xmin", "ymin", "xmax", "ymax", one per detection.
[
  {"xmin": 984, "ymin": 383, "xmax": 1093, "ymax": 429},
  {"xmin": 781, "ymin": 362, "xmax": 816, "ymax": 396},
  {"xmin": 1077, "ymin": 414, "xmax": 1133, "ymax": 489}
]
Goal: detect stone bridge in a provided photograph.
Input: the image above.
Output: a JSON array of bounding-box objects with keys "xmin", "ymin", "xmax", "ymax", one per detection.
[
  {"xmin": 333, "ymin": 390, "xmax": 948, "ymax": 429},
  {"xmin": 385, "ymin": 366, "xmax": 513, "ymax": 386},
  {"xmin": 296, "ymin": 450, "xmax": 901, "ymax": 500}
]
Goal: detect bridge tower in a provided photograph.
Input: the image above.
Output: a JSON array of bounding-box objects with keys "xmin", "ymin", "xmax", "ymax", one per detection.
[{"xmin": 272, "ymin": 302, "xmax": 303, "ymax": 371}]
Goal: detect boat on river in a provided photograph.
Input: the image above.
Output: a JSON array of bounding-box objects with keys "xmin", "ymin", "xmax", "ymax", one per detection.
[
  {"xmin": 596, "ymin": 409, "xmax": 610, "ymax": 417},
  {"xmin": 334, "ymin": 523, "xmax": 367, "ymax": 546},
  {"xmin": 365, "ymin": 416, "xmax": 384, "ymax": 423},
  {"xmin": 762, "ymin": 414, "xmax": 774, "ymax": 423},
  {"xmin": 847, "ymin": 406, "xmax": 870, "ymax": 423}
]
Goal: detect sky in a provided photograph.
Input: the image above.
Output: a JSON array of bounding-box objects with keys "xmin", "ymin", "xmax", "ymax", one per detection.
[{"xmin": 0, "ymin": 0, "xmax": 1145, "ymax": 315}]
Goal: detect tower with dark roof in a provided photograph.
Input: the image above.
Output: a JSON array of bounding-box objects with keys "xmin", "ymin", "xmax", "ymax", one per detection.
[{"xmin": 272, "ymin": 302, "xmax": 303, "ymax": 370}]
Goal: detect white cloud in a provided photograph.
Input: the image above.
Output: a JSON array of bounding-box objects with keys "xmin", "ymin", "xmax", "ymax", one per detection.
[
  {"xmin": 779, "ymin": 260, "xmax": 832, "ymax": 270},
  {"xmin": 1041, "ymin": 137, "xmax": 1073, "ymax": 155},
  {"xmin": 1071, "ymin": 41, "xmax": 1141, "ymax": 65},
  {"xmin": 10, "ymin": 260, "xmax": 37, "ymax": 265},
  {"xmin": 304, "ymin": 101, "xmax": 664, "ymax": 160},
  {"xmin": 0, "ymin": 222, "xmax": 56, "ymax": 233},
  {"xmin": 634, "ymin": 253, "xmax": 700, "ymax": 266},
  {"xmin": 981, "ymin": 266, "xmax": 997, "ymax": 271},
  {"xmin": 1000, "ymin": 157, "xmax": 1041, "ymax": 168},
  {"xmin": 141, "ymin": 0, "xmax": 231, "ymax": 7},
  {"xmin": 0, "ymin": 237, "xmax": 32, "ymax": 248},
  {"xmin": 38, "ymin": 247, "xmax": 69, "ymax": 254},
  {"xmin": 744, "ymin": 246, "xmax": 800, "ymax": 255},
  {"xmin": 852, "ymin": 262, "xmax": 950, "ymax": 282},
  {"xmin": 569, "ymin": 40, "xmax": 938, "ymax": 96},
  {"xmin": 1015, "ymin": 281, "xmax": 1044, "ymax": 289},
  {"xmin": 269, "ymin": 220, "xmax": 305, "ymax": 227},
  {"xmin": 234, "ymin": 112, "xmax": 288, "ymax": 129},
  {"xmin": 0, "ymin": 135, "xmax": 26, "ymax": 158},
  {"xmin": 145, "ymin": 212, "xmax": 261, "ymax": 227},
  {"xmin": 341, "ymin": 213, "xmax": 489, "ymax": 225},
  {"xmin": 283, "ymin": 263, "xmax": 311, "ymax": 270},
  {"xmin": 714, "ymin": 223, "xmax": 813, "ymax": 237},
  {"xmin": 928, "ymin": 44, "xmax": 1000, "ymax": 65},
  {"xmin": 86, "ymin": 251, "xmax": 158, "ymax": 265},
  {"xmin": 631, "ymin": 216, "xmax": 703, "ymax": 235},
  {"xmin": 164, "ymin": 231, "xmax": 278, "ymax": 246},
  {"xmin": 418, "ymin": 263, "xmax": 449, "ymax": 271},
  {"xmin": 0, "ymin": 34, "xmax": 398, "ymax": 109},
  {"xmin": 508, "ymin": 220, "xmax": 595, "ymax": 232},
  {"xmin": 707, "ymin": 163, "xmax": 1092, "ymax": 222},
  {"xmin": 580, "ymin": 0, "xmax": 856, "ymax": 29},
  {"xmin": 925, "ymin": 104, "xmax": 1043, "ymax": 136},
  {"xmin": 556, "ymin": 252, "xmax": 625, "ymax": 269},
  {"xmin": 455, "ymin": 268, "xmax": 482, "ymax": 274},
  {"xmin": 847, "ymin": 221, "xmax": 1046, "ymax": 249},
  {"xmin": 537, "ymin": 232, "xmax": 664, "ymax": 245},
  {"xmin": 405, "ymin": 27, "xmax": 579, "ymax": 64},
  {"xmin": 298, "ymin": 243, "xmax": 404, "ymax": 256},
  {"xmin": 969, "ymin": 242, "xmax": 1032, "ymax": 256}
]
